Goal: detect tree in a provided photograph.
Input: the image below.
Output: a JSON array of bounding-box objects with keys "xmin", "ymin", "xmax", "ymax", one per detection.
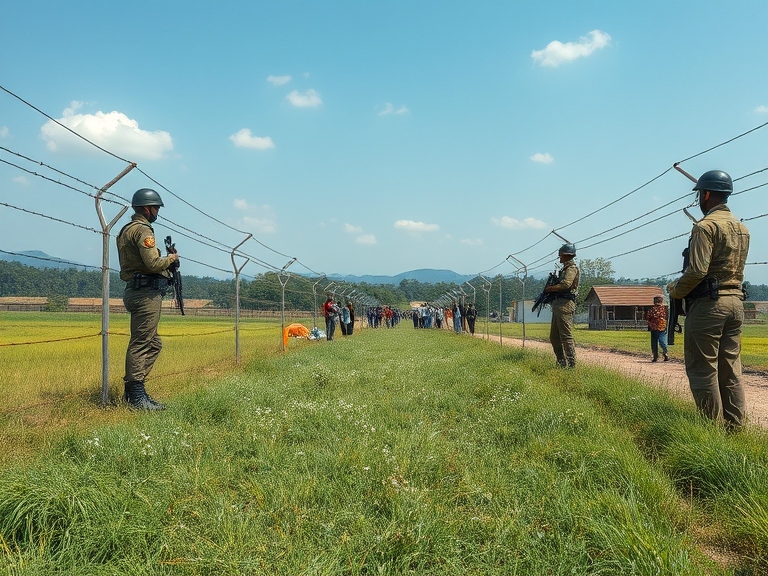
[
  {"xmin": 576, "ymin": 257, "xmax": 615, "ymax": 311},
  {"xmin": 578, "ymin": 257, "xmax": 615, "ymax": 281}
]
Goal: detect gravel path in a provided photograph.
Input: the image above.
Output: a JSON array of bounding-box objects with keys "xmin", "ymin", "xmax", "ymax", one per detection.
[{"xmin": 476, "ymin": 334, "xmax": 768, "ymax": 429}]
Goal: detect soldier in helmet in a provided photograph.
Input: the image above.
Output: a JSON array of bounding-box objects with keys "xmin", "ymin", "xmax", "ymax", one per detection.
[
  {"xmin": 667, "ymin": 170, "xmax": 749, "ymax": 429},
  {"xmin": 116, "ymin": 188, "xmax": 180, "ymax": 410},
  {"xmin": 544, "ymin": 243, "xmax": 580, "ymax": 367}
]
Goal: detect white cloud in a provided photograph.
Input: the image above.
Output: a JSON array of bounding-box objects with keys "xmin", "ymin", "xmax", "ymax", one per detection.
[
  {"xmin": 394, "ymin": 219, "xmax": 440, "ymax": 232},
  {"xmin": 530, "ymin": 152, "xmax": 554, "ymax": 164},
  {"xmin": 232, "ymin": 199, "xmax": 277, "ymax": 234},
  {"xmin": 355, "ymin": 234, "xmax": 376, "ymax": 245},
  {"xmin": 0, "ymin": 126, "xmax": 8, "ymax": 138},
  {"xmin": 460, "ymin": 238, "xmax": 483, "ymax": 246},
  {"xmin": 755, "ymin": 105, "xmax": 768, "ymax": 114},
  {"xmin": 286, "ymin": 89, "xmax": 322, "ymax": 108},
  {"xmin": 379, "ymin": 102, "xmax": 409, "ymax": 116},
  {"xmin": 12, "ymin": 175, "xmax": 29, "ymax": 187},
  {"xmin": 344, "ymin": 223, "xmax": 363, "ymax": 234},
  {"xmin": 229, "ymin": 128, "xmax": 275, "ymax": 150},
  {"xmin": 267, "ymin": 74, "xmax": 292, "ymax": 86},
  {"xmin": 531, "ymin": 30, "xmax": 611, "ymax": 67},
  {"xmin": 491, "ymin": 216, "xmax": 547, "ymax": 230},
  {"xmin": 40, "ymin": 101, "xmax": 173, "ymax": 160}
]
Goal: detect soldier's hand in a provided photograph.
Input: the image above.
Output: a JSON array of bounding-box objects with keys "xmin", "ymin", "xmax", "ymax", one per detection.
[{"xmin": 170, "ymin": 252, "xmax": 179, "ymax": 262}]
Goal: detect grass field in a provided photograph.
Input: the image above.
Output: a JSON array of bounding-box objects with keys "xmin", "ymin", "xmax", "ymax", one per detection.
[
  {"xmin": 1, "ymin": 313, "xmax": 767, "ymax": 574},
  {"xmin": 0, "ymin": 312, "xmax": 301, "ymax": 465}
]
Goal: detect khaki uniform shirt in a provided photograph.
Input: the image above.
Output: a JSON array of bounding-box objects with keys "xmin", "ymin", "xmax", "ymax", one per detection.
[
  {"xmin": 116, "ymin": 213, "xmax": 174, "ymax": 282},
  {"xmin": 667, "ymin": 204, "xmax": 749, "ymax": 299},
  {"xmin": 552, "ymin": 260, "xmax": 580, "ymax": 295}
]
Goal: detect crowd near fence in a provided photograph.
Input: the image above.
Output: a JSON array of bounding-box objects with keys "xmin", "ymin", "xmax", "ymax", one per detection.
[{"xmin": 2, "ymin": 83, "xmax": 768, "ymax": 408}]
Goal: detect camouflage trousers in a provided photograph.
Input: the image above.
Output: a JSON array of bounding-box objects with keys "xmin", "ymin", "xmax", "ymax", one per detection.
[
  {"xmin": 550, "ymin": 299, "xmax": 576, "ymax": 367},
  {"xmin": 683, "ymin": 295, "xmax": 745, "ymax": 427},
  {"xmin": 123, "ymin": 286, "xmax": 163, "ymax": 383}
]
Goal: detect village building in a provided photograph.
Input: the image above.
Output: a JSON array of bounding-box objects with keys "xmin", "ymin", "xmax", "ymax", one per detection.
[{"xmin": 584, "ymin": 285, "xmax": 665, "ymax": 330}]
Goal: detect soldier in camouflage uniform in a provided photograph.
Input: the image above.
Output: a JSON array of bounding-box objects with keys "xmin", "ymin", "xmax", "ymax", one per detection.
[
  {"xmin": 545, "ymin": 243, "xmax": 580, "ymax": 368},
  {"xmin": 116, "ymin": 188, "xmax": 179, "ymax": 410},
  {"xmin": 667, "ymin": 170, "xmax": 749, "ymax": 428}
]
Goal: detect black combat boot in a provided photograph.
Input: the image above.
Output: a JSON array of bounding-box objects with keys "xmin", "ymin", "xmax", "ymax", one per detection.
[
  {"xmin": 143, "ymin": 385, "xmax": 167, "ymax": 410},
  {"xmin": 124, "ymin": 381, "xmax": 165, "ymax": 411}
]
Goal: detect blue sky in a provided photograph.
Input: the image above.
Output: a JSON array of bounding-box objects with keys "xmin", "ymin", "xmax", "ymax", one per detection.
[{"xmin": 2, "ymin": 0, "xmax": 768, "ymax": 285}]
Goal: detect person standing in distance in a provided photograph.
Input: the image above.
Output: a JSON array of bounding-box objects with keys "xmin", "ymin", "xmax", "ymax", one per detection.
[
  {"xmin": 667, "ymin": 170, "xmax": 749, "ymax": 429},
  {"xmin": 544, "ymin": 243, "xmax": 580, "ymax": 368},
  {"xmin": 645, "ymin": 295, "xmax": 669, "ymax": 362},
  {"xmin": 323, "ymin": 295, "xmax": 338, "ymax": 341},
  {"xmin": 116, "ymin": 188, "xmax": 179, "ymax": 410}
]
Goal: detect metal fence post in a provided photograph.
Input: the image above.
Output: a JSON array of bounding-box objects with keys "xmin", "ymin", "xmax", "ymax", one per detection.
[
  {"xmin": 94, "ymin": 163, "xmax": 135, "ymax": 407},
  {"xmin": 231, "ymin": 234, "xmax": 252, "ymax": 364}
]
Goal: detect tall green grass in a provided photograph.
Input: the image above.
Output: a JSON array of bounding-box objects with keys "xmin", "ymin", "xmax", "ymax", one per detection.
[
  {"xmin": 0, "ymin": 312, "xmax": 298, "ymax": 465},
  {"xmin": 1, "ymin": 327, "xmax": 766, "ymax": 574}
]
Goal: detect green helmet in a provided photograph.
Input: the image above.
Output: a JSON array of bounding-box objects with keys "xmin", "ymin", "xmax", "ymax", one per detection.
[
  {"xmin": 693, "ymin": 170, "xmax": 732, "ymax": 195},
  {"xmin": 131, "ymin": 188, "xmax": 164, "ymax": 207},
  {"xmin": 558, "ymin": 243, "xmax": 576, "ymax": 256}
]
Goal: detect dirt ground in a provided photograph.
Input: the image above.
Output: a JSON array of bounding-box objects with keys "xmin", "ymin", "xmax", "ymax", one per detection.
[{"xmin": 477, "ymin": 334, "xmax": 768, "ymax": 429}]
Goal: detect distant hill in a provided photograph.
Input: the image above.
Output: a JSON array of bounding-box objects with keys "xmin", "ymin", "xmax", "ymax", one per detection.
[
  {"xmin": 0, "ymin": 250, "xmax": 90, "ymax": 270},
  {"xmin": 1, "ymin": 251, "xmax": 475, "ymax": 286},
  {"xmin": 327, "ymin": 269, "xmax": 475, "ymax": 285}
]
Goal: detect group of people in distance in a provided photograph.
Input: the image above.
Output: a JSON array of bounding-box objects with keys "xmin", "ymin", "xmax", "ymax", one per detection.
[
  {"xmin": 321, "ymin": 299, "xmax": 411, "ymax": 337},
  {"xmin": 410, "ymin": 301, "xmax": 479, "ymax": 334},
  {"xmin": 321, "ymin": 296, "xmax": 355, "ymax": 341},
  {"xmin": 118, "ymin": 167, "xmax": 751, "ymax": 433}
]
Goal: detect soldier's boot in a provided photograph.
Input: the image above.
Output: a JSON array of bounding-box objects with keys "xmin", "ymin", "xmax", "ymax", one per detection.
[
  {"xmin": 125, "ymin": 381, "xmax": 165, "ymax": 411},
  {"xmin": 566, "ymin": 356, "xmax": 576, "ymax": 369},
  {"xmin": 143, "ymin": 385, "xmax": 167, "ymax": 410}
]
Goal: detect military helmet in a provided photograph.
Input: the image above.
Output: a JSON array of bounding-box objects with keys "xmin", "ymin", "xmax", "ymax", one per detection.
[
  {"xmin": 131, "ymin": 188, "xmax": 164, "ymax": 207},
  {"xmin": 692, "ymin": 170, "xmax": 732, "ymax": 195},
  {"xmin": 558, "ymin": 243, "xmax": 576, "ymax": 256}
]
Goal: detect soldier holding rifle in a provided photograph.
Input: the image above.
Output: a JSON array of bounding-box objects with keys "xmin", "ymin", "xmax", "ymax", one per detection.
[
  {"xmin": 544, "ymin": 243, "xmax": 580, "ymax": 368},
  {"xmin": 667, "ymin": 170, "xmax": 749, "ymax": 429},
  {"xmin": 116, "ymin": 188, "xmax": 180, "ymax": 411}
]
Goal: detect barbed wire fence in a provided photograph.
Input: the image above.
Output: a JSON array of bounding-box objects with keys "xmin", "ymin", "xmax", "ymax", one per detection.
[
  {"xmin": 2, "ymin": 84, "xmax": 767, "ymax": 410},
  {"xmin": 0, "ymin": 85, "xmax": 381, "ymax": 410}
]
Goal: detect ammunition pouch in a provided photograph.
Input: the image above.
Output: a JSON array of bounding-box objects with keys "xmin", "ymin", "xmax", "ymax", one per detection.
[
  {"xmin": 685, "ymin": 277, "xmax": 719, "ymax": 308},
  {"xmin": 552, "ymin": 292, "xmax": 577, "ymax": 302},
  {"xmin": 132, "ymin": 273, "xmax": 172, "ymax": 295}
]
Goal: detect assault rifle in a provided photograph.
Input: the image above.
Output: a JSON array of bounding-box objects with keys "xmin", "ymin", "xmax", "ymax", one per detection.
[
  {"xmin": 531, "ymin": 271, "xmax": 559, "ymax": 317},
  {"xmin": 164, "ymin": 236, "xmax": 185, "ymax": 315},
  {"xmin": 667, "ymin": 245, "xmax": 689, "ymax": 345}
]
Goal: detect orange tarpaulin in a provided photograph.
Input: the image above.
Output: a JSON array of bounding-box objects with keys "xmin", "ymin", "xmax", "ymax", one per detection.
[{"xmin": 283, "ymin": 322, "xmax": 311, "ymax": 347}]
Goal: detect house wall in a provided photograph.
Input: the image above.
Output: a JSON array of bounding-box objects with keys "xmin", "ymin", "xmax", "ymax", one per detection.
[{"xmin": 512, "ymin": 300, "xmax": 551, "ymax": 324}]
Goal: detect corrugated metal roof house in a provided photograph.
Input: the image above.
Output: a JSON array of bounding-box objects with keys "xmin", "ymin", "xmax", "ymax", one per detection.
[{"xmin": 583, "ymin": 285, "xmax": 665, "ymax": 330}]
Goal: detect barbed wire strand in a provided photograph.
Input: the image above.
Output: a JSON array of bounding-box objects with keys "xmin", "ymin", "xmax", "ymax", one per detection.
[
  {"xmin": 0, "ymin": 157, "xmax": 124, "ymax": 206},
  {"xmin": 0, "ymin": 86, "xmax": 312, "ymax": 273},
  {"xmin": 0, "ymin": 333, "xmax": 101, "ymax": 347},
  {"xmin": 0, "ymin": 84, "xmax": 133, "ymax": 164}
]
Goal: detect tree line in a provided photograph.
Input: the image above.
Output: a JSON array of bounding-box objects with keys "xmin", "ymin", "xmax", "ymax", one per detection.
[{"xmin": 2, "ymin": 259, "xmax": 766, "ymax": 315}]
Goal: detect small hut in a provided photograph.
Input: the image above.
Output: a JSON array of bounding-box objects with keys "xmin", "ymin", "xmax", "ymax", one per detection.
[{"xmin": 584, "ymin": 286, "xmax": 664, "ymax": 330}]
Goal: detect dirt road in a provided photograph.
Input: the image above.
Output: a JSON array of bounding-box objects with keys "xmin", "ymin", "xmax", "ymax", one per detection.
[{"xmin": 477, "ymin": 334, "xmax": 768, "ymax": 428}]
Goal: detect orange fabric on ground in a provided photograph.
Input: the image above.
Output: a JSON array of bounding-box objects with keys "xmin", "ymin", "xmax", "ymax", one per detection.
[{"xmin": 283, "ymin": 323, "xmax": 311, "ymax": 347}]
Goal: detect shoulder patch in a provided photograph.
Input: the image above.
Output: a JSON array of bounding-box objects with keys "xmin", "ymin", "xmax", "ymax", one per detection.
[{"xmin": 144, "ymin": 236, "xmax": 156, "ymax": 248}]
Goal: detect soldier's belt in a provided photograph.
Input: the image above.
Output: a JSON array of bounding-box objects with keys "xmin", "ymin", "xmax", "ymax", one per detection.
[
  {"xmin": 552, "ymin": 292, "xmax": 577, "ymax": 301},
  {"xmin": 131, "ymin": 273, "xmax": 171, "ymax": 290}
]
